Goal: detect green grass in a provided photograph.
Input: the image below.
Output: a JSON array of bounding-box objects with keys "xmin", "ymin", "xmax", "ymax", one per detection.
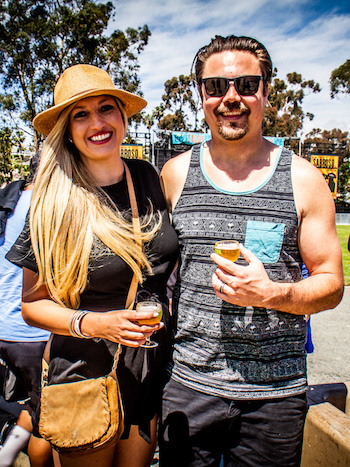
[{"xmin": 337, "ymin": 225, "xmax": 350, "ymax": 286}]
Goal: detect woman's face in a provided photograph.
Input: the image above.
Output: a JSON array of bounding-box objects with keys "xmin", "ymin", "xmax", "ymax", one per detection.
[{"xmin": 68, "ymin": 95, "xmax": 125, "ymax": 167}]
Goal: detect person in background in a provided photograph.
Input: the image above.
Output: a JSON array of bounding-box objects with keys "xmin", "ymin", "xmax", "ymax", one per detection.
[
  {"xmin": 302, "ymin": 263, "xmax": 314, "ymax": 354},
  {"xmin": 0, "ymin": 154, "xmax": 51, "ymax": 467},
  {"xmin": 160, "ymin": 35, "xmax": 343, "ymax": 466},
  {"xmin": 6, "ymin": 64, "xmax": 178, "ymax": 467}
]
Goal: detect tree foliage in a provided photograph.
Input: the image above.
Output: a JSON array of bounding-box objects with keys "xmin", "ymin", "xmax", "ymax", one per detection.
[
  {"xmin": 0, "ymin": 127, "xmax": 24, "ymax": 183},
  {"xmin": 330, "ymin": 60, "xmax": 350, "ymax": 98},
  {"xmin": 148, "ymin": 75, "xmax": 203, "ymax": 132},
  {"xmin": 0, "ymin": 0, "xmax": 151, "ymax": 150},
  {"xmin": 263, "ymin": 70, "xmax": 321, "ymax": 138}
]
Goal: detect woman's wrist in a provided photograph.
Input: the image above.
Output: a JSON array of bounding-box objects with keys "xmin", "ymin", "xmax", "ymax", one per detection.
[
  {"xmin": 79, "ymin": 310, "xmax": 103, "ymax": 341},
  {"xmin": 69, "ymin": 310, "xmax": 92, "ymax": 339}
]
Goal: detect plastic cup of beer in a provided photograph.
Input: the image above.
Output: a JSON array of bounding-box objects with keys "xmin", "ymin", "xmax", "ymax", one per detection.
[{"xmin": 214, "ymin": 240, "xmax": 240, "ymax": 262}]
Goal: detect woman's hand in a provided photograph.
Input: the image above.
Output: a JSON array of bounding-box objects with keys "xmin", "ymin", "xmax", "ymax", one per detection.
[
  {"xmin": 81, "ymin": 309, "xmax": 164, "ymax": 348},
  {"xmin": 22, "ymin": 268, "xmax": 164, "ymax": 348}
]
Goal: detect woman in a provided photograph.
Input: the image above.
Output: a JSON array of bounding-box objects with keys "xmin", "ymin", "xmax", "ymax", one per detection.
[{"xmin": 6, "ymin": 64, "xmax": 178, "ymax": 466}]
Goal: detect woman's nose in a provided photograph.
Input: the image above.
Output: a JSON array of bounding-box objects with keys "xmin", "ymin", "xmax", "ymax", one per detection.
[{"xmin": 90, "ymin": 110, "xmax": 105, "ymax": 126}]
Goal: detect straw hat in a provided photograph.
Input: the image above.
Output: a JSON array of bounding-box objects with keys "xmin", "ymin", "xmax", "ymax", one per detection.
[{"xmin": 33, "ymin": 64, "xmax": 147, "ymax": 136}]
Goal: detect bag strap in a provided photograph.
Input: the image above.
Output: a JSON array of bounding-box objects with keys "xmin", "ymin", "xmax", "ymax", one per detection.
[
  {"xmin": 123, "ymin": 161, "xmax": 141, "ymax": 311},
  {"xmin": 111, "ymin": 161, "xmax": 142, "ymax": 375}
]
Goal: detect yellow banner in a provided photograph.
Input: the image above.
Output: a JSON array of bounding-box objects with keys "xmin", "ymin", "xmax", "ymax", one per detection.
[
  {"xmin": 310, "ymin": 154, "xmax": 338, "ymax": 199},
  {"xmin": 121, "ymin": 145, "xmax": 143, "ymax": 160}
]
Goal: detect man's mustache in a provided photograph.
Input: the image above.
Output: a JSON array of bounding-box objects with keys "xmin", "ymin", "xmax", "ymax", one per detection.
[{"xmin": 214, "ymin": 102, "xmax": 250, "ymax": 116}]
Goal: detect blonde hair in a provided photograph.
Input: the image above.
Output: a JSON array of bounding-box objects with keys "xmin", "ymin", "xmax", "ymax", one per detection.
[{"xmin": 30, "ymin": 102, "xmax": 159, "ymax": 309}]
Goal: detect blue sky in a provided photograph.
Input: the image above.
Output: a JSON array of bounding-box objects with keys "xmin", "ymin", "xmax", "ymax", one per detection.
[{"xmin": 109, "ymin": 0, "xmax": 350, "ymax": 136}]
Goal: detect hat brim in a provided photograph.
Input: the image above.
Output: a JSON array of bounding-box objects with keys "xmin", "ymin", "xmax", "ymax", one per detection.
[{"xmin": 33, "ymin": 88, "xmax": 147, "ymax": 136}]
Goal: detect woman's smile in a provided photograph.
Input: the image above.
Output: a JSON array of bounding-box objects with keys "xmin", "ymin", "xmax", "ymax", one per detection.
[{"xmin": 88, "ymin": 131, "xmax": 113, "ymax": 144}]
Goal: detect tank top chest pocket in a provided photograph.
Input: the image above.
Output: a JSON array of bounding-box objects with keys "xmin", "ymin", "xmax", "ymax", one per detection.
[{"xmin": 244, "ymin": 220, "xmax": 285, "ymax": 264}]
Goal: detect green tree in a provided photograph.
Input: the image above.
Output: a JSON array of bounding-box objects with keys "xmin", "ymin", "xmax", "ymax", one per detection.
[
  {"xmin": 0, "ymin": 0, "xmax": 151, "ymax": 150},
  {"xmin": 330, "ymin": 60, "xmax": 350, "ymax": 98},
  {"xmin": 158, "ymin": 110, "xmax": 188, "ymax": 131},
  {"xmin": 263, "ymin": 70, "xmax": 321, "ymax": 139},
  {"xmin": 153, "ymin": 75, "xmax": 201, "ymax": 131},
  {"xmin": 0, "ymin": 126, "xmax": 24, "ymax": 183},
  {"xmin": 143, "ymin": 105, "xmax": 168, "ymax": 146}
]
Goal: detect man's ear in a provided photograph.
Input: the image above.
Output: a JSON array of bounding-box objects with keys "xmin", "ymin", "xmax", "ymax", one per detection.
[{"xmin": 263, "ymin": 82, "xmax": 270, "ymax": 99}]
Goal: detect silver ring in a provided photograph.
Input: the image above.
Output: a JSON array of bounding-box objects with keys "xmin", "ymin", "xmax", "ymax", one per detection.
[{"xmin": 219, "ymin": 282, "xmax": 226, "ymax": 294}]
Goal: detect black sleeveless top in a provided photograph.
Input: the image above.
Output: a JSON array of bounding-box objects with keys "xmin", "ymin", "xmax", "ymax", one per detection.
[{"xmin": 170, "ymin": 143, "xmax": 307, "ymax": 400}]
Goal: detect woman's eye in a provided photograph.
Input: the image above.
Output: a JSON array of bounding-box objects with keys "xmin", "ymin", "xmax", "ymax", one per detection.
[
  {"xmin": 100, "ymin": 105, "xmax": 114, "ymax": 113},
  {"xmin": 73, "ymin": 111, "xmax": 87, "ymax": 119}
]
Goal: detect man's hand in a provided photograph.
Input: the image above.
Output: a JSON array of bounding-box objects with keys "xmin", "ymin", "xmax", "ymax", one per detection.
[{"xmin": 211, "ymin": 243, "xmax": 276, "ymax": 308}]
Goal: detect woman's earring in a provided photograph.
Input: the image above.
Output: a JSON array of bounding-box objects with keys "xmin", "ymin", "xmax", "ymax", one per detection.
[{"xmin": 68, "ymin": 137, "xmax": 73, "ymax": 144}]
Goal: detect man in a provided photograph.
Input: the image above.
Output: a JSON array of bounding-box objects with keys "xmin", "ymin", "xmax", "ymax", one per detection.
[{"xmin": 159, "ymin": 35, "xmax": 343, "ymax": 467}]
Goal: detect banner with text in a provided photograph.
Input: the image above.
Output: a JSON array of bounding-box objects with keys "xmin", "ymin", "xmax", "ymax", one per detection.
[
  {"xmin": 171, "ymin": 132, "xmax": 285, "ymax": 147},
  {"xmin": 172, "ymin": 131, "xmax": 211, "ymax": 145},
  {"xmin": 310, "ymin": 154, "xmax": 339, "ymax": 199},
  {"xmin": 121, "ymin": 144, "xmax": 143, "ymax": 160}
]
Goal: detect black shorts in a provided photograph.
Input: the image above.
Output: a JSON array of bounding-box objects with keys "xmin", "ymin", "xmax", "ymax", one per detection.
[
  {"xmin": 160, "ymin": 378, "xmax": 307, "ymax": 467},
  {"xmin": 0, "ymin": 340, "xmax": 47, "ymax": 411}
]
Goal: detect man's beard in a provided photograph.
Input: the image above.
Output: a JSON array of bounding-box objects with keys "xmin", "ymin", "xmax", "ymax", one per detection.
[
  {"xmin": 215, "ymin": 103, "xmax": 250, "ymax": 141},
  {"xmin": 217, "ymin": 120, "xmax": 249, "ymax": 141}
]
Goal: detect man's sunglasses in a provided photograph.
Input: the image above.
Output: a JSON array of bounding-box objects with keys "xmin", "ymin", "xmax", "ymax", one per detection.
[{"xmin": 201, "ymin": 75, "xmax": 263, "ymax": 97}]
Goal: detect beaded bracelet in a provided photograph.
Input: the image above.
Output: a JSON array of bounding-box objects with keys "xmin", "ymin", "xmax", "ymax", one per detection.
[{"xmin": 68, "ymin": 310, "xmax": 90, "ymax": 339}]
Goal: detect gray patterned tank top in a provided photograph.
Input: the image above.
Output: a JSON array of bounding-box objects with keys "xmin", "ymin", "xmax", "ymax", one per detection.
[{"xmin": 170, "ymin": 143, "xmax": 307, "ymax": 399}]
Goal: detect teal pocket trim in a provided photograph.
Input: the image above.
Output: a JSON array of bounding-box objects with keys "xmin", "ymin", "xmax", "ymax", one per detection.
[{"xmin": 244, "ymin": 220, "xmax": 285, "ymax": 264}]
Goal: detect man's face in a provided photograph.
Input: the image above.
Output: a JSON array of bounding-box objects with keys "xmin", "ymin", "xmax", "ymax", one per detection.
[{"xmin": 201, "ymin": 50, "xmax": 268, "ymax": 142}]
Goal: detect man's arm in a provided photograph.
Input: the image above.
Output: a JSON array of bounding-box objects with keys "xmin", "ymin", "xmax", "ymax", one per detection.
[
  {"xmin": 289, "ymin": 154, "xmax": 343, "ymax": 312},
  {"xmin": 211, "ymin": 155, "xmax": 344, "ymax": 315}
]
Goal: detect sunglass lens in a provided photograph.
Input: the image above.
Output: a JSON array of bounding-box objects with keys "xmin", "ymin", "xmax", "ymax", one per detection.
[
  {"xmin": 204, "ymin": 78, "xmax": 228, "ymax": 96},
  {"xmin": 235, "ymin": 76, "xmax": 260, "ymax": 96},
  {"xmin": 203, "ymin": 76, "xmax": 261, "ymax": 97}
]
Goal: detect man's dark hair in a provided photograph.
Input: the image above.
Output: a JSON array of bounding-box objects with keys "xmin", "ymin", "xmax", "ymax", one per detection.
[{"xmin": 193, "ymin": 35, "xmax": 272, "ymax": 97}]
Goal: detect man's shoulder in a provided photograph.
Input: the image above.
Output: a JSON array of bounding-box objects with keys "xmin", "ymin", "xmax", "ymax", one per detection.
[
  {"xmin": 291, "ymin": 154, "xmax": 324, "ymax": 182},
  {"xmin": 161, "ymin": 148, "xmax": 192, "ymax": 180},
  {"xmin": 163, "ymin": 148, "xmax": 192, "ymax": 169},
  {"xmin": 292, "ymin": 153, "xmax": 335, "ymax": 219}
]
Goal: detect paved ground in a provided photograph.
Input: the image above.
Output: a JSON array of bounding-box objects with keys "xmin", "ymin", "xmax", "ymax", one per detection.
[
  {"xmin": 13, "ymin": 452, "xmax": 29, "ymax": 467},
  {"xmin": 306, "ymin": 285, "xmax": 350, "ymax": 385},
  {"xmin": 12, "ymin": 287, "xmax": 350, "ymax": 466}
]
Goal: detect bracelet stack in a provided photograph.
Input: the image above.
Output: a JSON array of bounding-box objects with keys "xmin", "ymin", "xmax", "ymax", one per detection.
[{"xmin": 69, "ymin": 310, "xmax": 90, "ymax": 339}]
